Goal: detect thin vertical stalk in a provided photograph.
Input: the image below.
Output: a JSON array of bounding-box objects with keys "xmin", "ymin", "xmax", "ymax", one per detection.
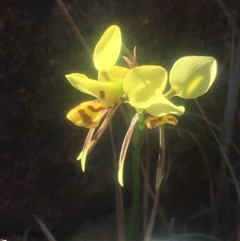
[
  {"xmin": 195, "ymin": 100, "xmax": 240, "ymax": 204},
  {"xmin": 127, "ymin": 112, "xmax": 145, "ymax": 241},
  {"xmin": 110, "ymin": 123, "xmax": 126, "ymax": 241},
  {"xmin": 143, "ymin": 130, "xmax": 150, "ymax": 231},
  {"xmin": 215, "ymin": 0, "xmax": 240, "ymax": 38},
  {"xmin": 33, "ymin": 215, "xmax": 57, "ymax": 241},
  {"xmin": 54, "ymin": 0, "xmax": 92, "ymax": 59},
  {"xmin": 144, "ymin": 126, "xmax": 166, "ymax": 241},
  {"xmin": 220, "ymin": 28, "xmax": 240, "ymax": 156}
]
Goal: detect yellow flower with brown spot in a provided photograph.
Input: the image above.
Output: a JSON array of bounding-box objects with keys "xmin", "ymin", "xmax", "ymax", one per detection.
[
  {"xmin": 65, "ymin": 24, "xmax": 218, "ymax": 185},
  {"xmin": 65, "ymin": 25, "xmax": 129, "ymax": 171},
  {"xmin": 66, "ymin": 25, "xmax": 129, "ymax": 128}
]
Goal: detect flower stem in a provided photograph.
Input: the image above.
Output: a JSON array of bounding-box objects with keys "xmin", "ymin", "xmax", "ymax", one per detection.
[
  {"xmin": 127, "ymin": 111, "xmax": 145, "ymax": 240},
  {"xmin": 109, "ymin": 123, "xmax": 126, "ymax": 241},
  {"xmin": 144, "ymin": 126, "xmax": 165, "ymax": 241},
  {"xmin": 164, "ymin": 88, "xmax": 176, "ymax": 99}
]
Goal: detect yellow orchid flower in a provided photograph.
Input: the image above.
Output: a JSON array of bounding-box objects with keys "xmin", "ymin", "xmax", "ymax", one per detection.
[
  {"xmin": 66, "ymin": 25, "xmax": 130, "ymax": 171},
  {"xmin": 117, "ymin": 56, "xmax": 217, "ymax": 186},
  {"xmin": 123, "ymin": 65, "xmax": 185, "ymax": 121},
  {"xmin": 118, "ymin": 65, "xmax": 185, "ymax": 186},
  {"xmin": 65, "ymin": 24, "xmax": 218, "ymax": 187},
  {"xmin": 66, "ymin": 25, "xmax": 128, "ymax": 126}
]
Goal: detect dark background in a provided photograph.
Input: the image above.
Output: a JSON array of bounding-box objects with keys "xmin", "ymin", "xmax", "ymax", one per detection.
[{"xmin": 0, "ymin": 0, "xmax": 239, "ymax": 240}]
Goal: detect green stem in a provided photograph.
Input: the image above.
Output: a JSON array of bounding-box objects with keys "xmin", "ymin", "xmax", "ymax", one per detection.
[
  {"xmin": 109, "ymin": 123, "xmax": 126, "ymax": 241},
  {"xmin": 164, "ymin": 88, "xmax": 176, "ymax": 99},
  {"xmin": 127, "ymin": 112, "xmax": 145, "ymax": 240}
]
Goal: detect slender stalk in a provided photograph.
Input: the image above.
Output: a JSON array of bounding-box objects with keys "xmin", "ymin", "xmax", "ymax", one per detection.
[
  {"xmin": 33, "ymin": 215, "xmax": 57, "ymax": 241},
  {"xmin": 144, "ymin": 126, "xmax": 166, "ymax": 241},
  {"xmin": 195, "ymin": 100, "xmax": 240, "ymax": 204},
  {"xmin": 141, "ymin": 159, "xmax": 171, "ymax": 235},
  {"xmin": 215, "ymin": 0, "xmax": 240, "ymax": 37},
  {"xmin": 144, "ymin": 187, "xmax": 160, "ymax": 241},
  {"xmin": 164, "ymin": 88, "xmax": 176, "ymax": 99},
  {"xmin": 54, "ymin": 0, "xmax": 92, "ymax": 58},
  {"xmin": 143, "ymin": 130, "xmax": 150, "ymax": 231},
  {"xmin": 220, "ymin": 28, "xmax": 240, "ymax": 156},
  {"xmin": 110, "ymin": 123, "xmax": 126, "ymax": 241},
  {"xmin": 185, "ymin": 111, "xmax": 240, "ymax": 155},
  {"xmin": 127, "ymin": 143, "xmax": 141, "ymax": 240},
  {"xmin": 127, "ymin": 112, "xmax": 145, "ymax": 241}
]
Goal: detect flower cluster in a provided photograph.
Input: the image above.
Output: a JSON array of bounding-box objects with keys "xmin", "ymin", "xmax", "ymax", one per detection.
[{"xmin": 66, "ymin": 25, "xmax": 217, "ymax": 186}]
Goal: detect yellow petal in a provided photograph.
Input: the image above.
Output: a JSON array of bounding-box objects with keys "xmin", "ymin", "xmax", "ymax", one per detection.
[
  {"xmin": 170, "ymin": 56, "xmax": 217, "ymax": 99},
  {"xmin": 93, "ymin": 25, "xmax": 122, "ymax": 72},
  {"xmin": 98, "ymin": 66, "xmax": 130, "ymax": 83},
  {"xmin": 66, "ymin": 73, "xmax": 124, "ymax": 107},
  {"xmin": 144, "ymin": 95, "xmax": 185, "ymax": 117},
  {"xmin": 145, "ymin": 115, "xmax": 178, "ymax": 129},
  {"xmin": 66, "ymin": 100, "xmax": 108, "ymax": 128},
  {"xmin": 78, "ymin": 128, "xmax": 95, "ymax": 172},
  {"xmin": 123, "ymin": 65, "xmax": 168, "ymax": 109}
]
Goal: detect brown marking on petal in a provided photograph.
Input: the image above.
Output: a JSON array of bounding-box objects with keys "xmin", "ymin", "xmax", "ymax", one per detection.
[
  {"xmin": 87, "ymin": 105, "xmax": 102, "ymax": 112},
  {"xmin": 99, "ymin": 90, "xmax": 106, "ymax": 100},
  {"xmin": 78, "ymin": 109, "xmax": 93, "ymax": 127}
]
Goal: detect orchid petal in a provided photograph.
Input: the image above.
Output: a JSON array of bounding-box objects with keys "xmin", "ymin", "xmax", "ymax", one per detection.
[
  {"xmin": 66, "ymin": 100, "xmax": 109, "ymax": 128},
  {"xmin": 78, "ymin": 128, "xmax": 95, "ymax": 172},
  {"xmin": 66, "ymin": 73, "xmax": 124, "ymax": 107},
  {"xmin": 118, "ymin": 114, "xmax": 138, "ymax": 187},
  {"xmin": 98, "ymin": 66, "xmax": 130, "ymax": 83},
  {"xmin": 145, "ymin": 115, "xmax": 178, "ymax": 129},
  {"xmin": 144, "ymin": 96, "xmax": 185, "ymax": 117},
  {"xmin": 170, "ymin": 56, "xmax": 217, "ymax": 99},
  {"xmin": 93, "ymin": 25, "xmax": 122, "ymax": 72},
  {"xmin": 123, "ymin": 65, "xmax": 167, "ymax": 109}
]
